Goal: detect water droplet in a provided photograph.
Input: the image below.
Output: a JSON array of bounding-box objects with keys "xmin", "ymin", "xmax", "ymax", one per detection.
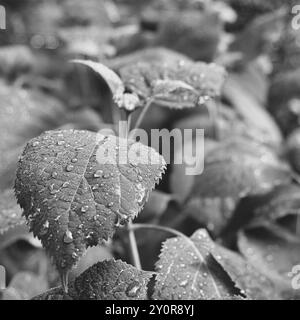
[
  {"xmin": 71, "ymin": 158, "xmax": 78, "ymax": 163},
  {"xmin": 107, "ymin": 202, "xmax": 114, "ymax": 208},
  {"xmin": 51, "ymin": 171, "xmax": 58, "ymax": 178},
  {"xmin": 179, "ymin": 280, "xmax": 188, "ymax": 287},
  {"xmin": 57, "ymin": 140, "xmax": 65, "ymax": 146},
  {"xmin": 62, "ymin": 181, "xmax": 70, "ymax": 188},
  {"xmin": 40, "ymin": 220, "xmax": 49, "ymax": 236},
  {"xmin": 32, "ymin": 141, "xmax": 40, "ymax": 147},
  {"xmin": 66, "ymin": 165, "xmax": 74, "ymax": 172},
  {"xmin": 126, "ymin": 282, "xmax": 140, "ymax": 298},
  {"xmin": 63, "ymin": 230, "xmax": 73, "ymax": 244},
  {"xmin": 94, "ymin": 170, "xmax": 103, "ymax": 178},
  {"xmin": 81, "ymin": 205, "xmax": 89, "ymax": 213}
]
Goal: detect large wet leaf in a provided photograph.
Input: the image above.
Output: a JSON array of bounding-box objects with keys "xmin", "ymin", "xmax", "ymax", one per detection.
[
  {"xmin": 238, "ymin": 225, "xmax": 300, "ymax": 299},
  {"xmin": 15, "ymin": 130, "xmax": 166, "ymax": 275},
  {"xmin": 153, "ymin": 228, "xmax": 280, "ymax": 300},
  {"xmin": 33, "ymin": 259, "xmax": 152, "ymax": 300},
  {"xmin": 107, "ymin": 48, "xmax": 192, "ymax": 71},
  {"xmin": 119, "ymin": 60, "xmax": 226, "ymax": 109},
  {"xmin": 153, "ymin": 229, "xmax": 241, "ymax": 300},
  {"xmin": 185, "ymin": 138, "xmax": 291, "ymax": 235}
]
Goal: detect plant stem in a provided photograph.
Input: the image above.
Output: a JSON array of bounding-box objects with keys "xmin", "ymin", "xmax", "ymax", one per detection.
[
  {"xmin": 130, "ymin": 223, "xmax": 188, "ymax": 239},
  {"xmin": 127, "ymin": 221, "xmax": 142, "ymax": 269},
  {"xmin": 122, "ymin": 109, "xmax": 142, "ymax": 269},
  {"xmin": 132, "ymin": 98, "xmax": 154, "ymax": 132}
]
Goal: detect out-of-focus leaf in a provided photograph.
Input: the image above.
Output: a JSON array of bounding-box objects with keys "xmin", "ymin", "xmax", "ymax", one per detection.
[
  {"xmin": 170, "ymin": 137, "xmax": 218, "ymax": 202},
  {"xmin": 0, "ymin": 82, "xmax": 68, "ymax": 191},
  {"xmin": 238, "ymin": 226, "xmax": 300, "ymax": 299},
  {"xmin": 15, "ymin": 130, "xmax": 166, "ymax": 275},
  {"xmin": 185, "ymin": 138, "xmax": 291, "ymax": 235},
  {"xmin": 226, "ymin": 0, "xmax": 290, "ymax": 32},
  {"xmin": 287, "ymin": 128, "xmax": 300, "ymax": 173},
  {"xmin": 230, "ymin": 8, "xmax": 286, "ymax": 64},
  {"xmin": 2, "ymin": 271, "xmax": 48, "ymax": 300},
  {"xmin": 0, "ymin": 46, "xmax": 35, "ymax": 78},
  {"xmin": 212, "ymin": 243, "xmax": 281, "ymax": 299},
  {"xmin": 71, "ymin": 60, "xmax": 125, "ymax": 100},
  {"xmin": 139, "ymin": 190, "xmax": 179, "ymax": 221},
  {"xmin": 155, "ymin": 11, "xmax": 222, "ymax": 62},
  {"xmin": 34, "ymin": 260, "xmax": 152, "ymax": 300},
  {"xmin": 268, "ymin": 69, "xmax": 300, "ymax": 135},
  {"xmin": 120, "ymin": 60, "xmax": 226, "ymax": 109},
  {"xmin": 0, "ymin": 190, "xmax": 25, "ymax": 236},
  {"xmin": 224, "ymin": 75, "xmax": 282, "ymax": 147}
]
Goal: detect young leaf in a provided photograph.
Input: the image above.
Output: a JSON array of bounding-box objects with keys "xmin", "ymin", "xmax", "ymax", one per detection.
[
  {"xmin": 14, "ymin": 130, "xmax": 166, "ymax": 275},
  {"xmin": 33, "ymin": 260, "xmax": 152, "ymax": 300},
  {"xmin": 71, "ymin": 60, "xmax": 124, "ymax": 100},
  {"xmin": 119, "ymin": 60, "xmax": 226, "ymax": 109},
  {"xmin": 153, "ymin": 229, "xmax": 242, "ymax": 300}
]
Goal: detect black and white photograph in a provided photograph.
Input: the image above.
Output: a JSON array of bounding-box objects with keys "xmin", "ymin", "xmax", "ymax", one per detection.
[{"xmin": 0, "ymin": 0, "xmax": 299, "ymax": 306}]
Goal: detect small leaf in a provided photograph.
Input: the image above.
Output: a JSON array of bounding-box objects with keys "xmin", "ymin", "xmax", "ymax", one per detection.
[
  {"xmin": 119, "ymin": 60, "xmax": 226, "ymax": 109},
  {"xmin": 33, "ymin": 260, "xmax": 152, "ymax": 300},
  {"xmin": 71, "ymin": 60, "xmax": 124, "ymax": 100},
  {"xmin": 15, "ymin": 130, "xmax": 166, "ymax": 276},
  {"xmin": 153, "ymin": 229, "xmax": 242, "ymax": 300}
]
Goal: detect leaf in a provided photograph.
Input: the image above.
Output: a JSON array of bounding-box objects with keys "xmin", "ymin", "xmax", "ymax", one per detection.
[
  {"xmin": 0, "ymin": 189, "xmax": 25, "ymax": 236},
  {"xmin": 2, "ymin": 272, "xmax": 48, "ymax": 300},
  {"xmin": 71, "ymin": 60, "xmax": 125, "ymax": 100},
  {"xmin": 152, "ymin": 79, "xmax": 196, "ymax": 99},
  {"xmin": 107, "ymin": 48, "xmax": 192, "ymax": 71},
  {"xmin": 0, "ymin": 82, "xmax": 68, "ymax": 191},
  {"xmin": 33, "ymin": 259, "xmax": 152, "ymax": 300},
  {"xmin": 238, "ymin": 225, "xmax": 300, "ymax": 299},
  {"xmin": 154, "ymin": 228, "xmax": 285, "ymax": 300},
  {"xmin": 15, "ymin": 130, "xmax": 166, "ymax": 275},
  {"xmin": 250, "ymin": 184, "xmax": 300, "ymax": 228},
  {"xmin": 185, "ymin": 138, "xmax": 291, "ymax": 235},
  {"xmin": 153, "ymin": 229, "xmax": 242, "ymax": 300},
  {"xmin": 287, "ymin": 128, "xmax": 300, "ymax": 174},
  {"xmin": 119, "ymin": 60, "xmax": 226, "ymax": 109},
  {"xmin": 230, "ymin": 8, "xmax": 286, "ymax": 64},
  {"xmin": 223, "ymin": 74, "xmax": 282, "ymax": 147},
  {"xmin": 0, "ymin": 45, "xmax": 35, "ymax": 78}
]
